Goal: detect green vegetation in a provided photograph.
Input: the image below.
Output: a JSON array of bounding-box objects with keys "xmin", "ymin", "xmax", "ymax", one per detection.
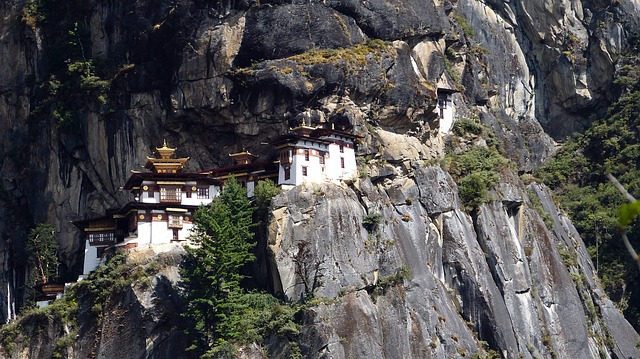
[
  {"xmin": 0, "ymin": 250, "xmax": 160, "ymax": 356},
  {"xmin": 26, "ymin": 223, "xmax": 59, "ymax": 286},
  {"xmin": 452, "ymin": 118, "xmax": 484, "ymax": 137},
  {"xmin": 527, "ymin": 189, "xmax": 554, "ymax": 230},
  {"xmin": 444, "ymin": 146, "xmax": 510, "ymax": 211},
  {"xmin": 362, "ymin": 211, "xmax": 382, "ymax": 231},
  {"xmin": 20, "ymin": 1, "xmax": 112, "ymax": 131},
  {"xmin": 0, "ymin": 294, "xmax": 78, "ymax": 357},
  {"xmin": 181, "ymin": 178, "xmax": 300, "ymax": 357},
  {"xmin": 280, "ymin": 39, "xmax": 389, "ymax": 67},
  {"xmin": 453, "ymin": 14, "xmax": 475, "ymax": 38},
  {"xmin": 253, "ymin": 179, "xmax": 281, "ymax": 210},
  {"xmin": 444, "ymin": 118, "xmax": 511, "ymax": 211},
  {"xmin": 74, "ymin": 251, "xmax": 160, "ymax": 315},
  {"xmin": 234, "ymin": 39, "xmax": 391, "ymax": 78},
  {"xmin": 181, "ymin": 177, "xmax": 257, "ymax": 355},
  {"xmin": 21, "ymin": 0, "xmax": 44, "ymax": 29},
  {"xmin": 444, "ymin": 56, "xmax": 461, "ymax": 85},
  {"xmin": 535, "ymin": 35, "xmax": 640, "ymax": 330},
  {"xmin": 373, "ymin": 266, "xmax": 411, "ymax": 295}
]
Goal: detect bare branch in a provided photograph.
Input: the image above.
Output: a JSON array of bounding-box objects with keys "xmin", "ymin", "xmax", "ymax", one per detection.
[
  {"xmin": 621, "ymin": 233, "xmax": 640, "ymax": 268},
  {"xmin": 606, "ymin": 172, "xmax": 640, "ymax": 270},
  {"xmin": 606, "ymin": 173, "xmax": 636, "ymax": 202}
]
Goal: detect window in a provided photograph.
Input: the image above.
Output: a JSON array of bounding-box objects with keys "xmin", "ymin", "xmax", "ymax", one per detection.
[
  {"xmin": 284, "ymin": 167, "xmax": 291, "ymax": 180},
  {"xmin": 197, "ymin": 187, "xmax": 209, "ymax": 199},
  {"xmin": 319, "ymin": 153, "xmax": 325, "ymax": 164},
  {"xmin": 302, "ymin": 166, "xmax": 308, "ymax": 176},
  {"xmin": 339, "ymin": 145, "xmax": 344, "ymax": 153},
  {"xmin": 168, "ymin": 215, "xmax": 183, "ymax": 229},
  {"xmin": 172, "ymin": 229, "xmax": 179, "ymax": 241},
  {"xmin": 438, "ymin": 97, "xmax": 447, "ymax": 108},
  {"xmin": 340, "ymin": 157, "xmax": 345, "ymax": 168},
  {"xmin": 304, "ymin": 149, "xmax": 310, "ymax": 161},
  {"xmin": 88, "ymin": 232, "xmax": 115, "ymax": 245},
  {"xmin": 280, "ymin": 150, "xmax": 291, "ymax": 164},
  {"xmin": 160, "ymin": 187, "xmax": 181, "ymax": 203}
]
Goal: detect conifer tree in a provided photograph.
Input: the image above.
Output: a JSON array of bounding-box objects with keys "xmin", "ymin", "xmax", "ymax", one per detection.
[
  {"xmin": 26, "ymin": 223, "xmax": 58, "ymax": 285},
  {"xmin": 181, "ymin": 177, "xmax": 256, "ymax": 356}
]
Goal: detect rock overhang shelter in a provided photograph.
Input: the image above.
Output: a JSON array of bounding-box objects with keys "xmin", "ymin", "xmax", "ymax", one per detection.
[{"xmin": 75, "ymin": 125, "xmax": 361, "ymax": 276}]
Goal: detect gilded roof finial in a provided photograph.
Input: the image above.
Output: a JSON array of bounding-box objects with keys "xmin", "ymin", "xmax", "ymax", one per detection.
[
  {"xmin": 156, "ymin": 140, "xmax": 176, "ymax": 159},
  {"xmin": 145, "ymin": 140, "xmax": 189, "ymax": 172}
]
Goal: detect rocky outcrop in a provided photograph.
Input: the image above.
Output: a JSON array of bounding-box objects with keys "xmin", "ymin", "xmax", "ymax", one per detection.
[
  {"xmin": 457, "ymin": 0, "xmax": 640, "ymax": 137},
  {"xmin": 1, "ymin": 250, "xmax": 190, "ymax": 359},
  {"xmin": 266, "ymin": 168, "xmax": 640, "ymax": 358},
  {"xmin": 3, "ymin": 166, "xmax": 638, "ymax": 358}
]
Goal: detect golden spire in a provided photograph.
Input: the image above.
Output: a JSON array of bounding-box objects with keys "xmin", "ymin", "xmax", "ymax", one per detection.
[
  {"xmin": 144, "ymin": 140, "xmax": 189, "ymax": 173},
  {"xmin": 155, "ymin": 139, "xmax": 177, "ymax": 159}
]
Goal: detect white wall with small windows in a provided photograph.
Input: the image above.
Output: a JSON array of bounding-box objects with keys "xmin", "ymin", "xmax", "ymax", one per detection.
[
  {"xmin": 139, "ymin": 180, "xmax": 216, "ymax": 206},
  {"xmin": 277, "ymin": 133, "xmax": 357, "ymax": 186},
  {"xmin": 438, "ymin": 92, "xmax": 455, "ymax": 134},
  {"xmin": 325, "ymin": 141, "xmax": 356, "ymax": 182}
]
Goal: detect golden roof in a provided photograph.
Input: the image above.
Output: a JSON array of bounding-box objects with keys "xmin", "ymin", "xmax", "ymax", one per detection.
[{"xmin": 144, "ymin": 140, "xmax": 190, "ymax": 173}]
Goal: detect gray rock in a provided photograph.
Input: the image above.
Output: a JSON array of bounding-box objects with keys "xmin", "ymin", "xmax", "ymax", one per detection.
[
  {"xmin": 234, "ymin": 4, "xmax": 366, "ymax": 67},
  {"xmin": 413, "ymin": 166, "xmax": 460, "ymax": 214},
  {"xmin": 327, "ymin": 0, "xmax": 450, "ymax": 40}
]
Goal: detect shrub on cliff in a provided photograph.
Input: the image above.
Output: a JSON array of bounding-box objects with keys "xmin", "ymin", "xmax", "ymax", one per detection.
[
  {"xmin": 444, "ymin": 146, "xmax": 510, "ymax": 211},
  {"xmin": 26, "ymin": 223, "xmax": 59, "ymax": 286}
]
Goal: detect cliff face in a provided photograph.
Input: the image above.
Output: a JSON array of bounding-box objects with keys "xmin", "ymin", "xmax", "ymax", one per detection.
[
  {"xmin": 0, "ymin": 0, "xmax": 639, "ymax": 356},
  {"xmin": 266, "ymin": 171, "xmax": 639, "ymax": 358}
]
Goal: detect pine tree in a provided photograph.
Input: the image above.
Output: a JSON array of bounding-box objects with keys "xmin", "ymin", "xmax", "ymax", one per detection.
[
  {"xmin": 26, "ymin": 223, "xmax": 58, "ymax": 285},
  {"xmin": 181, "ymin": 177, "xmax": 256, "ymax": 356}
]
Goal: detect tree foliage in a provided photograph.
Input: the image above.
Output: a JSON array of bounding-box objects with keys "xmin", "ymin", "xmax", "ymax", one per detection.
[
  {"xmin": 535, "ymin": 35, "xmax": 640, "ymax": 330},
  {"xmin": 181, "ymin": 178, "xmax": 257, "ymax": 356},
  {"xmin": 444, "ymin": 145, "xmax": 510, "ymax": 211},
  {"xmin": 26, "ymin": 223, "xmax": 59, "ymax": 285},
  {"xmin": 181, "ymin": 178, "xmax": 303, "ymax": 357},
  {"xmin": 253, "ymin": 179, "xmax": 281, "ymax": 210}
]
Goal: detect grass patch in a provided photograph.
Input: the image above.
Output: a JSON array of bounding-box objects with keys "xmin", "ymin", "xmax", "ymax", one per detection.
[{"xmin": 453, "ymin": 15, "xmax": 475, "ymax": 38}]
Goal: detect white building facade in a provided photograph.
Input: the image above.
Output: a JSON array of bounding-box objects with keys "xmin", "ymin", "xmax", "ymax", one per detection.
[
  {"xmin": 274, "ymin": 127, "xmax": 359, "ymax": 186},
  {"xmin": 77, "ymin": 143, "xmax": 219, "ymax": 276},
  {"xmin": 437, "ymin": 88, "xmax": 456, "ymax": 134}
]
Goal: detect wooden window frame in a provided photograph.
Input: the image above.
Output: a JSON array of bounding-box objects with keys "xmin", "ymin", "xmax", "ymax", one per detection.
[{"xmin": 197, "ymin": 187, "xmax": 209, "ymax": 199}]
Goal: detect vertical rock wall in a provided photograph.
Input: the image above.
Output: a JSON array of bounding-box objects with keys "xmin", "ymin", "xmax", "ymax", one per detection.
[{"xmin": 267, "ymin": 167, "xmax": 640, "ymax": 358}]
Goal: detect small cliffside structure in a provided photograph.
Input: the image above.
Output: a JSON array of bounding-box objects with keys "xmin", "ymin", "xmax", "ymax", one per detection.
[
  {"xmin": 437, "ymin": 87, "xmax": 456, "ymax": 134},
  {"xmin": 273, "ymin": 126, "xmax": 360, "ymax": 187},
  {"xmin": 200, "ymin": 151, "xmax": 278, "ymax": 197}
]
